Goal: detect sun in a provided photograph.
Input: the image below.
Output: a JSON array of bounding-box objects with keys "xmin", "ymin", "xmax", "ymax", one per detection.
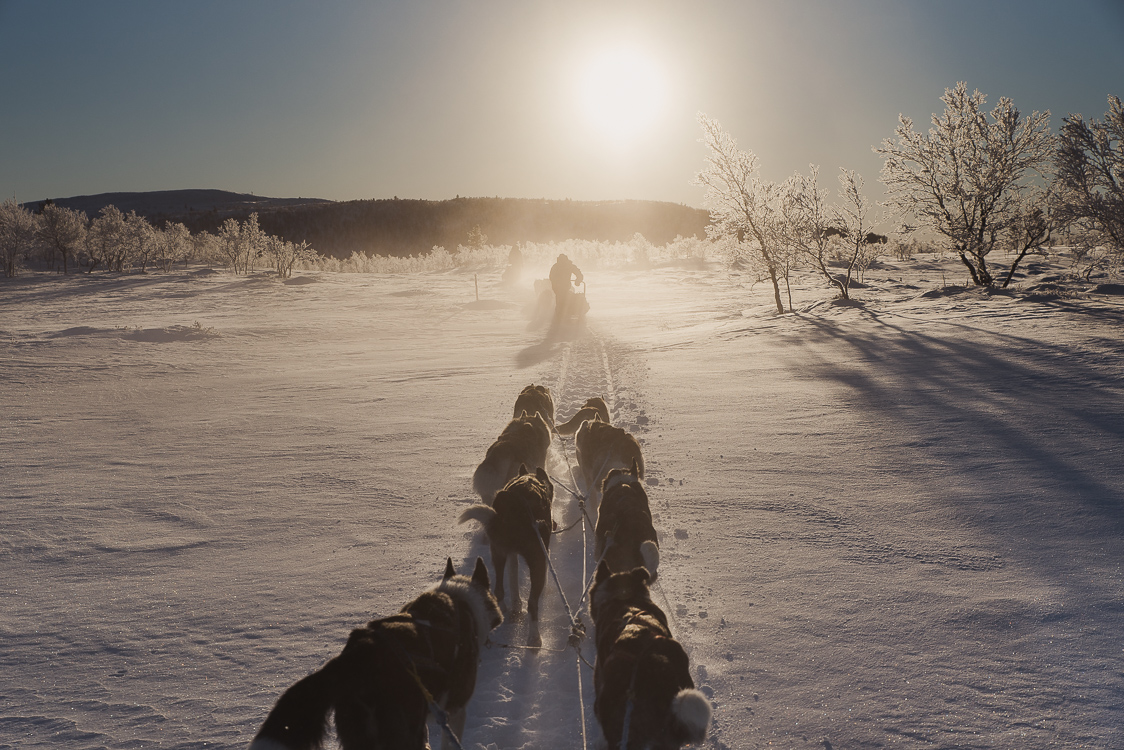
[{"xmin": 575, "ymin": 45, "xmax": 668, "ymax": 145}]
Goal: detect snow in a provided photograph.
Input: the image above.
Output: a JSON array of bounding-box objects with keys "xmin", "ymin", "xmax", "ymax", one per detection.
[{"xmin": 2, "ymin": 256, "xmax": 1123, "ymax": 749}]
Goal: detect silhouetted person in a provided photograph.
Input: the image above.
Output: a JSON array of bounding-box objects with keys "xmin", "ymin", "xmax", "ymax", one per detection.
[
  {"xmin": 502, "ymin": 246, "xmax": 524, "ymax": 285},
  {"xmin": 549, "ymin": 253, "xmax": 583, "ymax": 326}
]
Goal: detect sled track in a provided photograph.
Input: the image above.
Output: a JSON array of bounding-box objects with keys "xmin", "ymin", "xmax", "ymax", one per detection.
[{"xmin": 458, "ymin": 329, "xmax": 718, "ymax": 749}]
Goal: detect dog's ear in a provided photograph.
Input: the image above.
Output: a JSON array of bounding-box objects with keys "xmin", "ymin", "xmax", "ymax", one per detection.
[
  {"xmin": 519, "ymin": 409, "xmax": 529, "ymax": 418},
  {"xmin": 631, "ymin": 566, "xmax": 651, "ymax": 585},
  {"xmin": 518, "ymin": 463, "xmax": 529, "ymax": 476},
  {"xmin": 595, "ymin": 559, "xmax": 612, "ymax": 584},
  {"xmin": 472, "ymin": 557, "xmax": 490, "ymax": 589},
  {"xmin": 630, "ymin": 457, "xmax": 639, "ymax": 478},
  {"xmin": 444, "ymin": 557, "xmax": 456, "ymax": 580}
]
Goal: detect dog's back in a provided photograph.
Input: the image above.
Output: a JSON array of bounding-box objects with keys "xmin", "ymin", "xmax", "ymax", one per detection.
[
  {"xmin": 556, "ymin": 396, "xmax": 610, "ymax": 435},
  {"xmin": 590, "ymin": 563, "xmax": 709, "ymax": 750},
  {"xmin": 251, "ymin": 559, "xmax": 501, "ymax": 750},
  {"xmin": 596, "ymin": 464, "xmax": 659, "ymax": 579},
  {"xmin": 575, "ymin": 419, "xmax": 644, "ymax": 501},
  {"xmin": 473, "ymin": 411, "xmax": 551, "ymax": 503}
]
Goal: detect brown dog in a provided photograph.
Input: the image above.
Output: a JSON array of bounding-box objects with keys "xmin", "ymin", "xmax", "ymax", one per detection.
[
  {"xmin": 575, "ymin": 416, "xmax": 644, "ymax": 505},
  {"xmin": 513, "ymin": 383, "xmax": 555, "ymax": 431},
  {"xmin": 472, "ymin": 410, "xmax": 551, "ymax": 503},
  {"xmin": 556, "ymin": 396, "xmax": 610, "ymax": 435},
  {"xmin": 459, "ymin": 465, "xmax": 555, "ymax": 646},
  {"xmin": 596, "ymin": 460, "xmax": 659, "ymax": 579},
  {"xmin": 590, "ymin": 562, "xmax": 710, "ymax": 750},
  {"xmin": 250, "ymin": 558, "xmax": 503, "ymax": 750}
]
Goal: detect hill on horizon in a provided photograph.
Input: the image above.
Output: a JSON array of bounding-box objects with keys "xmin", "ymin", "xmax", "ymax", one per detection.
[{"xmin": 25, "ymin": 190, "xmax": 712, "ymax": 259}]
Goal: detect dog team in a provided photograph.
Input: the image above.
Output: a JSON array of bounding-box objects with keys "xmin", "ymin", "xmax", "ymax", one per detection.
[{"xmin": 249, "ymin": 384, "xmax": 711, "ymax": 750}]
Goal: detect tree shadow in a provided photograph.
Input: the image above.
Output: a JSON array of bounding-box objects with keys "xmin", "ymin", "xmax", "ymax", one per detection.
[{"xmin": 779, "ymin": 306, "xmax": 1124, "ymax": 610}]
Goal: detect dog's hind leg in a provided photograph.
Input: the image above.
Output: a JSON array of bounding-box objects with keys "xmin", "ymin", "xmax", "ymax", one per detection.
[
  {"xmin": 526, "ymin": 550, "xmax": 546, "ymax": 624},
  {"xmin": 507, "ymin": 555, "xmax": 523, "ymax": 616},
  {"xmin": 490, "ymin": 548, "xmax": 509, "ymax": 614}
]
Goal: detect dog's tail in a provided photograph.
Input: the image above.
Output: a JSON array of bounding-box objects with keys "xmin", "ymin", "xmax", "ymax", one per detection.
[
  {"xmin": 555, "ymin": 410, "xmax": 588, "ymax": 435},
  {"xmin": 669, "ymin": 688, "xmax": 711, "ymax": 745},
  {"xmin": 472, "ymin": 459, "xmax": 502, "ymax": 504},
  {"xmin": 459, "ymin": 504, "xmax": 497, "ymax": 531},
  {"xmin": 249, "ymin": 657, "xmax": 342, "ymax": 750},
  {"xmin": 640, "ymin": 540, "xmax": 660, "ymax": 580}
]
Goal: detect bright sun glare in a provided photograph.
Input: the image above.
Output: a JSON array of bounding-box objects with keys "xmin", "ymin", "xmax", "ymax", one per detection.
[{"xmin": 575, "ymin": 46, "xmax": 667, "ymax": 146}]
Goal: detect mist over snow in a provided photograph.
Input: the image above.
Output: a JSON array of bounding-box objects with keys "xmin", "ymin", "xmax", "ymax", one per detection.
[{"xmin": 2, "ymin": 255, "xmax": 1123, "ymax": 749}]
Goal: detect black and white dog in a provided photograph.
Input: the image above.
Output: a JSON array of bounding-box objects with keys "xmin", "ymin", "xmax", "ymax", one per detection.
[
  {"xmin": 459, "ymin": 464, "xmax": 554, "ymax": 646},
  {"xmin": 596, "ymin": 459, "xmax": 659, "ymax": 579},
  {"xmin": 249, "ymin": 557, "xmax": 502, "ymax": 750},
  {"xmin": 590, "ymin": 561, "xmax": 710, "ymax": 750}
]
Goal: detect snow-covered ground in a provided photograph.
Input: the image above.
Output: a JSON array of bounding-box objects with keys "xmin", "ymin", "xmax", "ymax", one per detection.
[{"xmin": 2, "ymin": 255, "xmax": 1123, "ymax": 749}]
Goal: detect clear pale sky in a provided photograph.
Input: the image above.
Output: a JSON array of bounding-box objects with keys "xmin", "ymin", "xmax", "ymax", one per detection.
[{"xmin": 2, "ymin": 0, "xmax": 1122, "ymax": 207}]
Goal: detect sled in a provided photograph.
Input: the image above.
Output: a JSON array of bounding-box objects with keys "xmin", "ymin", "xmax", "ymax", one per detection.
[{"xmin": 563, "ymin": 281, "xmax": 589, "ymax": 323}]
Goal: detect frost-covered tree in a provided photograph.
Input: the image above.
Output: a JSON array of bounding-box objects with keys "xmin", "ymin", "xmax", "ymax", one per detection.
[
  {"xmin": 155, "ymin": 222, "xmax": 192, "ymax": 273},
  {"xmin": 0, "ymin": 199, "xmax": 38, "ymax": 278},
  {"xmin": 833, "ymin": 169, "xmax": 884, "ymax": 293},
  {"xmin": 191, "ymin": 230, "xmax": 219, "ymax": 266},
  {"xmin": 218, "ymin": 213, "xmax": 265, "ymax": 274},
  {"xmin": 1055, "ymin": 95, "xmax": 1124, "ymax": 254},
  {"xmin": 694, "ymin": 113, "xmax": 791, "ymax": 313},
  {"xmin": 88, "ymin": 206, "xmax": 128, "ymax": 272},
  {"xmin": 876, "ymin": 82, "xmax": 1054, "ymax": 287},
  {"xmin": 264, "ymin": 235, "xmax": 315, "ymax": 278},
  {"xmin": 125, "ymin": 211, "xmax": 155, "ymax": 272},
  {"xmin": 38, "ymin": 203, "xmax": 87, "ymax": 274},
  {"xmin": 786, "ymin": 167, "xmax": 883, "ymax": 300},
  {"xmin": 466, "ymin": 224, "xmax": 487, "ymax": 250},
  {"xmin": 242, "ymin": 213, "xmax": 264, "ymax": 273},
  {"xmin": 218, "ymin": 218, "xmax": 244, "ymax": 273}
]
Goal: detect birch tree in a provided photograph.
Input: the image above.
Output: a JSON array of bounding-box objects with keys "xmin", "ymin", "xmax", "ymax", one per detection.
[
  {"xmin": 694, "ymin": 113, "xmax": 791, "ymax": 313},
  {"xmin": 0, "ymin": 199, "xmax": 38, "ymax": 278},
  {"xmin": 1055, "ymin": 95, "xmax": 1124, "ymax": 254},
  {"xmin": 38, "ymin": 203, "xmax": 86, "ymax": 274},
  {"xmin": 876, "ymin": 82, "xmax": 1054, "ymax": 287}
]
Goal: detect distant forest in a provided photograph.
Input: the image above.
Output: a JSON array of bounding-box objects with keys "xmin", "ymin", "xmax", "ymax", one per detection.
[{"xmin": 34, "ymin": 191, "xmax": 711, "ymax": 259}]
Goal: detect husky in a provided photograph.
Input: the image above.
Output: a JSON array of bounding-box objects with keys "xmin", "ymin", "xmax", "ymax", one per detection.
[
  {"xmin": 512, "ymin": 383, "xmax": 555, "ymax": 431},
  {"xmin": 472, "ymin": 410, "xmax": 551, "ymax": 503},
  {"xmin": 590, "ymin": 562, "xmax": 710, "ymax": 750},
  {"xmin": 575, "ymin": 416, "xmax": 644, "ymax": 505},
  {"xmin": 596, "ymin": 459, "xmax": 660, "ymax": 579},
  {"xmin": 459, "ymin": 465, "xmax": 555, "ymax": 647},
  {"xmin": 556, "ymin": 396, "xmax": 610, "ymax": 436},
  {"xmin": 249, "ymin": 557, "xmax": 502, "ymax": 750}
]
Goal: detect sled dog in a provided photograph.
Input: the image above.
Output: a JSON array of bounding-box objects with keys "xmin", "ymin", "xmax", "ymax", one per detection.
[
  {"xmin": 590, "ymin": 562, "xmax": 710, "ymax": 750},
  {"xmin": 556, "ymin": 396, "xmax": 610, "ymax": 435},
  {"xmin": 596, "ymin": 460, "xmax": 660, "ymax": 579},
  {"xmin": 472, "ymin": 410, "xmax": 551, "ymax": 503},
  {"xmin": 575, "ymin": 416, "xmax": 644, "ymax": 504},
  {"xmin": 249, "ymin": 557, "xmax": 502, "ymax": 750},
  {"xmin": 512, "ymin": 383, "xmax": 555, "ymax": 431},
  {"xmin": 459, "ymin": 465, "xmax": 555, "ymax": 646}
]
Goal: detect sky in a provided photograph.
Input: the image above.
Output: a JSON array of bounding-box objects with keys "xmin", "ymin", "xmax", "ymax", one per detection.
[{"xmin": 1, "ymin": 0, "xmax": 1122, "ymax": 208}]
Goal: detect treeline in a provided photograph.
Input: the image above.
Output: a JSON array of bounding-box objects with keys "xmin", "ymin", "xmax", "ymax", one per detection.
[
  {"xmin": 31, "ymin": 193, "xmax": 711, "ymax": 261},
  {"xmin": 0, "ymin": 202, "xmax": 314, "ymax": 279},
  {"xmin": 246, "ymin": 197, "xmax": 710, "ymax": 259}
]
